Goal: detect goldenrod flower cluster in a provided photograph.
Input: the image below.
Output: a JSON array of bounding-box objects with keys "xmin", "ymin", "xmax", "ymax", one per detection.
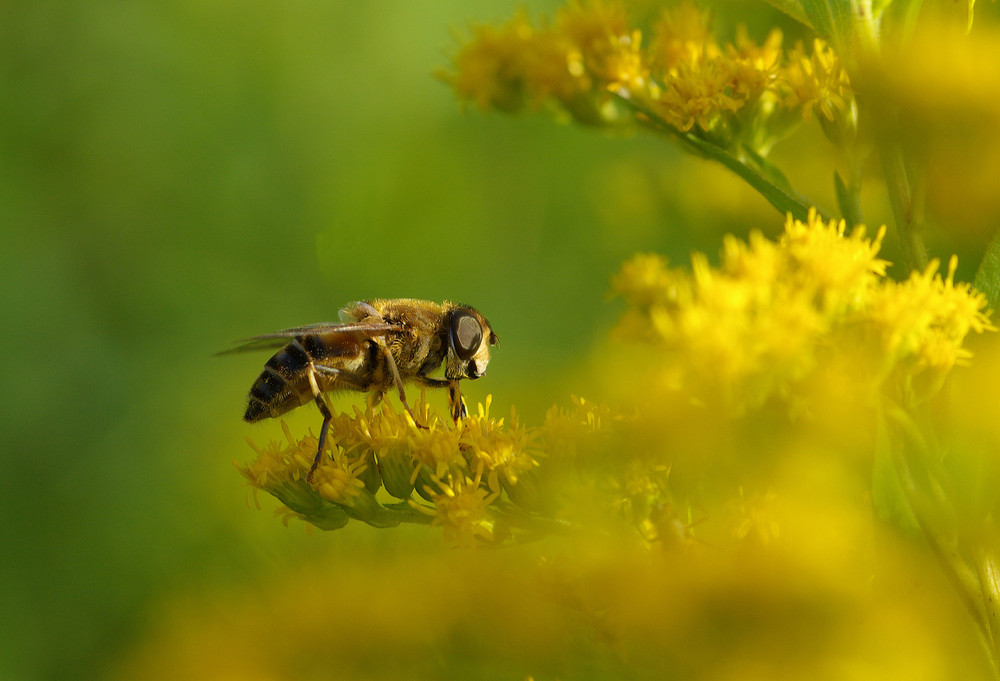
[
  {"xmin": 442, "ymin": 1, "xmax": 854, "ymax": 148},
  {"xmin": 442, "ymin": 0, "xmax": 1000, "ymax": 282},
  {"xmin": 242, "ymin": 393, "xmax": 651, "ymax": 546},
  {"xmin": 242, "ymin": 396, "xmax": 597, "ymax": 545},
  {"xmin": 612, "ymin": 209, "xmax": 993, "ymax": 410}
]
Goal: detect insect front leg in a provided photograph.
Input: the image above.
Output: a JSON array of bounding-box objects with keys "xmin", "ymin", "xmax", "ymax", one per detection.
[
  {"xmin": 415, "ymin": 376, "xmax": 467, "ymax": 423},
  {"xmin": 448, "ymin": 380, "xmax": 467, "ymax": 421}
]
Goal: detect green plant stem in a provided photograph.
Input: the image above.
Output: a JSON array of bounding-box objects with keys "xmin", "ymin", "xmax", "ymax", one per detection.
[
  {"xmin": 978, "ymin": 548, "xmax": 1000, "ymax": 670},
  {"xmin": 880, "ymin": 141, "xmax": 929, "ymax": 272}
]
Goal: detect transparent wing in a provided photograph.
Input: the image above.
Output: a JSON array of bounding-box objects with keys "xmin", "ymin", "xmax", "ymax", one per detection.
[{"xmin": 216, "ymin": 321, "xmax": 401, "ymax": 355}]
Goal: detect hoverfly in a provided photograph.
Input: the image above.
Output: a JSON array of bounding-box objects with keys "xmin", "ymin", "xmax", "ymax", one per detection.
[{"xmin": 224, "ymin": 299, "xmax": 498, "ymax": 481}]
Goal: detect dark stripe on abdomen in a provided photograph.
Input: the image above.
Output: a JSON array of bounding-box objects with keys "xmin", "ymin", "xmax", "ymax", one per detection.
[
  {"xmin": 244, "ymin": 340, "xmax": 310, "ymax": 422},
  {"xmin": 250, "ymin": 366, "xmax": 286, "ymax": 401},
  {"xmin": 265, "ymin": 338, "xmax": 310, "ymax": 376}
]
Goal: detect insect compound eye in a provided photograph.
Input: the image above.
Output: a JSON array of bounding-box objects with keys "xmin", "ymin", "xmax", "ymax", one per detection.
[{"xmin": 449, "ymin": 310, "xmax": 483, "ymax": 361}]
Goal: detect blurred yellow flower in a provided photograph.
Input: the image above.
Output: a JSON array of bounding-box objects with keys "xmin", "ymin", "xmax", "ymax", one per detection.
[
  {"xmin": 652, "ymin": 56, "xmax": 743, "ymax": 132},
  {"xmin": 861, "ymin": 23, "xmax": 1000, "ymax": 237},
  {"xmin": 726, "ymin": 27, "xmax": 784, "ymax": 103},
  {"xmin": 780, "ymin": 39, "xmax": 852, "ymax": 123},
  {"xmin": 442, "ymin": 9, "xmax": 568, "ymax": 113},
  {"xmin": 118, "ymin": 493, "xmax": 991, "ymax": 680},
  {"xmin": 556, "ymin": 0, "xmax": 646, "ymax": 90},
  {"xmin": 648, "ymin": 0, "xmax": 717, "ymax": 71},
  {"xmin": 611, "ymin": 209, "xmax": 905, "ymax": 409},
  {"xmin": 867, "ymin": 256, "xmax": 995, "ymax": 402},
  {"xmin": 443, "ymin": 0, "xmax": 857, "ymax": 143}
]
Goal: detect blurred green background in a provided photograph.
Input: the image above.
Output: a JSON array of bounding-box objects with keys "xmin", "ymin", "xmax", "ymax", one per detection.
[{"xmin": 0, "ymin": 1, "xmax": 847, "ymax": 679}]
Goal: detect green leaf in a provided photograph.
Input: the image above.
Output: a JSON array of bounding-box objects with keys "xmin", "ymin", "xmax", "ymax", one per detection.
[
  {"xmin": 743, "ymin": 145, "xmax": 797, "ymax": 193},
  {"xmin": 689, "ymin": 136, "xmax": 817, "ymax": 221},
  {"xmin": 974, "ymin": 228, "xmax": 1000, "ymax": 312},
  {"xmin": 800, "ymin": 0, "xmax": 852, "ymax": 42},
  {"xmin": 615, "ymin": 93, "xmax": 821, "ymax": 222},
  {"xmin": 801, "ymin": 0, "xmax": 885, "ymax": 59},
  {"xmin": 757, "ymin": 0, "xmax": 814, "ymax": 27},
  {"xmin": 872, "ymin": 0, "xmax": 902, "ymax": 21},
  {"xmin": 883, "ymin": 0, "xmax": 924, "ymax": 44}
]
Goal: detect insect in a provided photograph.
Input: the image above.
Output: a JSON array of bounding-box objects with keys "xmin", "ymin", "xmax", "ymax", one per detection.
[{"xmin": 224, "ymin": 299, "xmax": 499, "ymax": 481}]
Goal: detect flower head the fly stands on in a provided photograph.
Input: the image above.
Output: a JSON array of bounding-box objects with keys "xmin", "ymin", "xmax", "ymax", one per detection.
[{"xmin": 242, "ymin": 396, "xmax": 581, "ymax": 545}]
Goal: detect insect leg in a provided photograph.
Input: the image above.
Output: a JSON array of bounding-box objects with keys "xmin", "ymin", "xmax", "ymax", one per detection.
[
  {"xmin": 381, "ymin": 345, "xmax": 419, "ymax": 423},
  {"xmin": 354, "ymin": 302, "xmax": 420, "ymax": 425},
  {"xmin": 448, "ymin": 380, "xmax": 467, "ymax": 421},
  {"xmin": 306, "ymin": 365, "xmax": 335, "ymax": 483},
  {"xmin": 307, "ymin": 394, "xmax": 333, "ymax": 483},
  {"xmin": 414, "ymin": 376, "xmax": 466, "ymax": 423}
]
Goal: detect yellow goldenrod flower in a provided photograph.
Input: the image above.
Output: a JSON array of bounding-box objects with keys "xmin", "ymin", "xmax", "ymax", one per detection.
[
  {"xmin": 540, "ymin": 395, "xmax": 617, "ymax": 457},
  {"xmin": 653, "ymin": 56, "xmax": 743, "ymax": 133},
  {"xmin": 556, "ymin": 0, "xmax": 646, "ymax": 91},
  {"xmin": 780, "ymin": 39, "xmax": 852, "ymax": 123},
  {"xmin": 780, "ymin": 209, "xmax": 888, "ymax": 315},
  {"xmin": 241, "ymin": 397, "xmax": 578, "ymax": 539},
  {"xmin": 363, "ymin": 400, "xmax": 464, "ymax": 485},
  {"xmin": 458, "ymin": 396, "xmax": 539, "ymax": 492},
  {"xmin": 242, "ymin": 420, "xmax": 313, "ymax": 485},
  {"xmin": 610, "ymin": 252, "xmax": 686, "ymax": 311},
  {"xmin": 311, "ymin": 454, "xmax": 382, "ymax": 516},
  {"xmin": 611, "ymin": 208, "xmax": 990, "ymax": 411},
  {"xmin": 442, "ymin": 1, "xmax": 646, "ymax": 126},
  {"xmin": 413, "ymin": 467, "xmax": 500, "ymax": 547},
  {"xmin": 443, "ymin": 0, "xmax": 865, "ymax": 158},
  {"xmin": 646, "ymin": 14, "xmax": 784, "ymax": 136},
  {"xmin": 240, "ymin": 422, "xmax": 351, "ymax": 530},
  {"xmin": 726, "ymin": 27, "xmax": 784, "ymax": 104},
  {"xmin": 866, "ymin": 256, "xmax": 995, "ymax": 402},
  {"xmin": 442, "ymin": 10, "xmax": 569, "ymax": 113},
  {"xmin": 859, "ymin": 24, "xmax": 1000, "ymax": 236},
  {"xmin": 648, "ymin": 1, "xmax": 718, "ymax": 72}
]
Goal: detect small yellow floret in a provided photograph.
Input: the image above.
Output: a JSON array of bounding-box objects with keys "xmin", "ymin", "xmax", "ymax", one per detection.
[{"xmin": 780, "ymin": 39, "xmax": 852, "ymax": 122}]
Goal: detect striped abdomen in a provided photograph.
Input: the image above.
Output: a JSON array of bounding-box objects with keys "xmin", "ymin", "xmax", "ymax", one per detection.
[{"xmin": 243, "ymin": 334, "xmax": 367, "ymax": 423}]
